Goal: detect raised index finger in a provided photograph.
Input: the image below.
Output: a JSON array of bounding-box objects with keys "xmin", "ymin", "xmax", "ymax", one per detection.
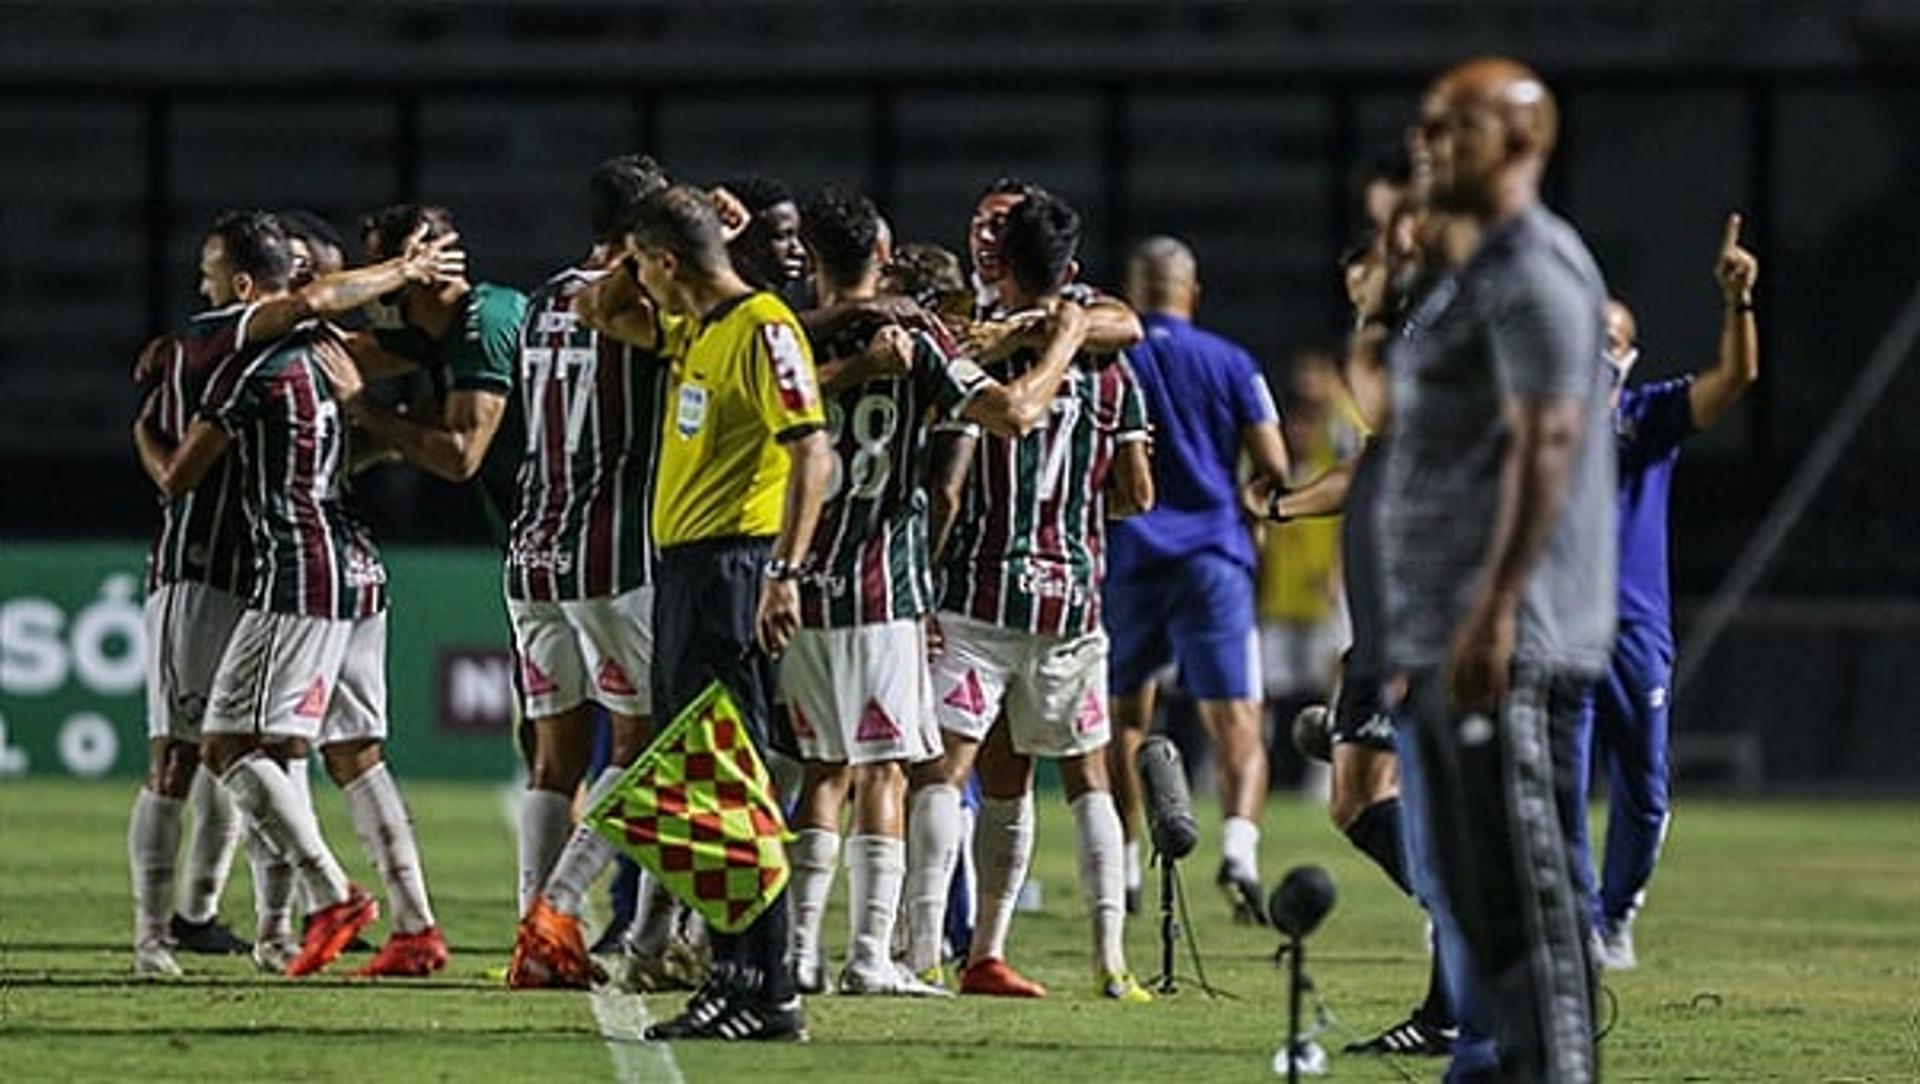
[{"xmin": 1721, "ymin": 212, "xmax": 1743, "ymax": 253}]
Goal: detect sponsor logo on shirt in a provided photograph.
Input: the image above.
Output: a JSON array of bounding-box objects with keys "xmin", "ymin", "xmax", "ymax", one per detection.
[
  {"xmin": 762, "ymin": 324, "xmax": 817, "ymax": 411},
  {"xmin": 676, "ymin": 383, "xmax": 708, "ymax": 439}
]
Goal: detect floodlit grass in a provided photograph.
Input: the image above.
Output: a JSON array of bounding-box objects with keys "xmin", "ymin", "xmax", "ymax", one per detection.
[{"xmin": 2, "ymin": 780, "xmax": 1915, "ymax": 1081}]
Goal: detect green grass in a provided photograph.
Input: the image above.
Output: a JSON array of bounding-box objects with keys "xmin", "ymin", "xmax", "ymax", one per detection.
[{"xmin": 1, "ymin": 781, "xmax": 1915, "ymax": 1081}]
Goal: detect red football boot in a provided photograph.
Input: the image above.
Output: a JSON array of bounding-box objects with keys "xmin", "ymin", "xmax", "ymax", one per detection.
[
  {"xmin": 286, "ymin": 886, "xmax": 379, "ymax": 978},
  {"xmin": 354, "ymin": 926, "xmax": 450, "ymax": 978},
  {"xmin": 958, "ymin": 957, "xmax": 1048, "ymax": 998}
]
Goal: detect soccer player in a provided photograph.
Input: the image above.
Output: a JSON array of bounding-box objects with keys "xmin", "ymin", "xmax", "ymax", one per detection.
[
  {"xmin": 1101, "ymin": 235, "xmax": 1291, "ymax": 923},
  {"xmin": 583, "ymin": 184, "xmax": 833, "ymax": 1041},
  {"xmin": 923, "ymin": 190, "xmax": 1156, "ymax": 1003},
  {"xmin": 721, "ymin": 175, "xmax": 808, "ymax": 296},
  {"xmin": 133, "ymin": 211, "xmax": 457, "ymax": 979},
  {"xmin": 1381, "ymin": 58, "xmax": 1614, "ymax": 1080},
  {"xmin": 338, "ymin": 204, "xmax": 526, "ymax": 542},
  {"xmin": 1250, "ymin": 224, "xmax": 1462, "ymax": 1059},
  {"xmin": 781, "ymin": 187, "xmax": 1102, "ymax": 997},
  {"xmin": 1573, "ymin": 217, "xmax": 1760, "ymax": 970},
  {"xmin": 502, "ymin": 155, "xmax": 682, "ymax": 989}
]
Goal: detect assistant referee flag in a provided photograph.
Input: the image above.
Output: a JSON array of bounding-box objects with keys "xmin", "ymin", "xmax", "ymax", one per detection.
[{"xmin": 585, "ymin": 681, "xmax": 792, "ymax": 933}]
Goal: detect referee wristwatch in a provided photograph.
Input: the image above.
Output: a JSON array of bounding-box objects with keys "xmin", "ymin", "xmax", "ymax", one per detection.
[
  {"xmin": 1264, "ymin": 487, "xmax": 1293, "ymax": 524},
  {"xmin": 763, "ymin": 557, "xmax": 805, "ymax": 582}
]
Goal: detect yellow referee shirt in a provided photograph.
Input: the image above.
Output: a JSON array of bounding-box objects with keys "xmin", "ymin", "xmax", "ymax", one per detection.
[{"xmin": 652, "ymin": 292, "xmax": 825, "ymax": 548}]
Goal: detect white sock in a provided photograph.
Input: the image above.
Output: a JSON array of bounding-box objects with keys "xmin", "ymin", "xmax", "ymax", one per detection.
[
  {"xmin": 847, "ymin": 834, "xmax": 906, "ymax": 972},
  {"xmin": 220, "ymin": 755, "xmax": 348, "ymax": 911},
  {"xmin": 1124, "ymin": 838, "xmax": 1143, "ymax": 894},
  {"xmin": 542, "ymin": 768, "xmax": 623, "ymax": 918},
  {"xmin": 281, "ymin": 756, "xmax": 316, "ymax": 911},
  {"xmin": 128, "ymin": 788, "xmax": 183, "ymax": 947},
  {"xmin": 788, "ymin": 827, "xmax": 841, "ymax": 968},
  {"xmin": 905, "ymin": 783, "xmax": 963, "ymax": 971},
  {"xmin": 969, "ymin": 793, "xmax": 1034, "ymax": 964},
  {"xmin": 1072, "ymin": 791, "xmax": 1128, "ymax": 976},
  {"xmin": 517, "ymin": 787, "xmax": 573, "ymax": 916},
  {"xmin": 624, "ymin": 875, "xmax": 680, "ymax": 957},
  {"xmin": 178, "ymin": 767, "xmax": 242, "ymax": 924},
  {"xmin": 342, "ymin": 761, "xmax": 436, "ymax": 933},
  {"xmin": 245, "ymin": 826, "xmax": 295, "ymax": 945},
  {"xmin": 1223, "ymin": 815, "xmax": 1261, "ymax": 879}
]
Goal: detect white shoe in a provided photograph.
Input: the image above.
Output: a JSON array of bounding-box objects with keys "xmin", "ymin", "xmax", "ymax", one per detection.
[
  {"xmin": 134, "ymin": 940, "xmax": 183, "ymax": 977},
  {"xmin": 1597, "ymin": 921, "xmax": 1638, "ymax": 971},
  {"xmin": 837, "ymin": 959, "xmax": 954, "ymax": 998},
  {"xmin": 252, "ymin": 935, "xmax": 298, "ymax": 974},
  {"xmin": 791, "ymin": 951, "xmax": 828, "ymax": 995}
]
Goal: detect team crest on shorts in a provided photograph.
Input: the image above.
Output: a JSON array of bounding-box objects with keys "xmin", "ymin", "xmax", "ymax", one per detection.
[
  {"xmin": 522, "ymin": 657, "xmax": 558, "ymax": 696},
  {"xmin": 293, "ymin": 677, "xmax": 329, "ymax": 719},
  {"xmin": 856, "ymin": 699, "xmax": 901, "ymax": 743},
  {"xmin": 943, "ymin": 670, "xmax": 987, "ymax": 718},
  {"xmin": 597, "ymin": 658, "xmax": 637, "ymax": 697},
  {"xmin": 1075, "ymin": 689, "xmax": 1106, "ymax": 735}
]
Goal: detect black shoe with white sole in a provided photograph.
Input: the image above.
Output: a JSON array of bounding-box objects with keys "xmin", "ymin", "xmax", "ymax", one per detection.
[
  {"xmin": 1343, "ymin": 1011, "xmax": 1457, "ymax": 1057},
  {"xmin": 170, "ymin": 913, "xmax": 251, "ymax": 955},
  {"xmin": 1216, "ymin": 862, "xmax": 1267, "ymax": 927}
]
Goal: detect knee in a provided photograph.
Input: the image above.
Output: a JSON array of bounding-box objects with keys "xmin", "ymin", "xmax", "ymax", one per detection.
[
  {"xmin": 153, "ymin": 741, "xmax": 200, "ymax": 797},
  {"xmin": 851, "ymin": 761, "xmax": 905, "ymax": 800},
  {"xmin": 199, "ymin": 736, "xmax": 249, "ymax": 777},
  {"xmin": 321, "ymin": 739, "xmax": 382, "ymax": 787},
  {"xmin": 1057, "ymin": 752, "xmax": 1109, "ymax": 803},
  {"xmin": 528, "ymin": 742, "xmax": 590, "ymax": 794}
]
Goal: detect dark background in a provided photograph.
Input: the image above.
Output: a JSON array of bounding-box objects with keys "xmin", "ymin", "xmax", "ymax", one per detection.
[{"xmin": 2, "ymin": 1, "xmax": 1916, "ymax": 786}]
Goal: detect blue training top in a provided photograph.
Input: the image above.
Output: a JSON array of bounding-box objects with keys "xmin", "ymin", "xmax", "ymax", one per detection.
[
  {"xmin": 1107, "ymin": 312, "xmax": 1278, "ymax": 578},
  {"xmin": 1614, "ymin": 376, "xmax": 1696, "ymax": 636}
]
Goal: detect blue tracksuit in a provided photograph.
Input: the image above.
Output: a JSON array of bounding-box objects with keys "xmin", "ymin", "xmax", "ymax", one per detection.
[{"xmin": 1570, "ymin": 376, "xmax": 1694, "ymax": 930}]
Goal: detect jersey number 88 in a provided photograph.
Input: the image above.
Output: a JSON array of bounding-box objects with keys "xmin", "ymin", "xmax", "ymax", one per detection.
[{"xmin": 825, "ymin": 393, "xmax": 899, "ymax": 502}]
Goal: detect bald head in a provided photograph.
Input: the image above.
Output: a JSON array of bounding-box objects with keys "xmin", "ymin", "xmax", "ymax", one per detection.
[
  {"xmin": 1419, "ymin": 56, "xmax": 1558, "ymax": 216},
  {"xmin": 1125, "ymin": 235, "xmax": 1199, "ymax": 316},
  {"xmin": 1430, "ymin": 56, "xmax": 1558, "ymax": 156}
]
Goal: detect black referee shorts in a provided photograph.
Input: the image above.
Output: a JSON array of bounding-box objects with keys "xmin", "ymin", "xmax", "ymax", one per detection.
[{"xmin": 652, "ymin": 535, "xmax": 781, "ymax": 756}]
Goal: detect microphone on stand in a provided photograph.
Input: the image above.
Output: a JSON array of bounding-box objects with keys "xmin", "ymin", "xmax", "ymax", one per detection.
[
  {"xmin": 1138, "ymin": 736, "xmax": 1197, "ymax": 860},
  {"xmin": 1269, "ymin": 866, "xmax": 1337, "ymax": 1080}
]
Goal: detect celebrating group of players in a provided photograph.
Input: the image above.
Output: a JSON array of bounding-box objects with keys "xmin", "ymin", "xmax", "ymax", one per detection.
[{"xmin": 128, "ymin": 52, "xmax": 1760, "ymax": 1067}]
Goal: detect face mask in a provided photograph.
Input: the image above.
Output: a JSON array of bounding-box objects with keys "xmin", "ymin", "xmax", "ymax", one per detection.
[
  {"xmin": 1606, "ymin": 347, "xmax": 1638, "ymax": 387},
  {"xmin": 364, "ymin": 293, "xmax": 407, "ymax": 331}
]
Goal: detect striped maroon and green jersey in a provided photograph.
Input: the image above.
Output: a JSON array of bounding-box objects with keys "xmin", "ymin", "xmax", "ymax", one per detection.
[
  {"xmin": 505, "ymin": 266, "xmax": 670, "ymax": 602},
  {"xmin": 938, "ymin": 349, "xmax": 1149, "ymax": 636},
  {"xmin": 201, "ymin": 327, "xmax": 387, "ymax": 621},
  {"xmin": 799, "ymin": 329, "xmax": 990, "ymax": 628},
  {"xmin": 143, "ymin": 304, "xmax": 262, "ymax": 596}
]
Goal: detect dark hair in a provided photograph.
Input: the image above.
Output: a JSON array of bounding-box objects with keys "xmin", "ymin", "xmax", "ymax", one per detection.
[
  {"xmin": 998, "ymin": 188, "xmax": 1081, "ymax": 298},
  {"xmin": 628, "ymin": 185, "xmax": 727, "ymax": 275},
  {"xmin": 978, "ymin": 176, "xmax": 1031, "ymax": 201},
  {"xmin": 359, "ymin": 203, "xmax": 456, "ymax": 260},
  {"xmin": 883, "ymin": 242, "xmax": 967, "ymax": 307},
  {"xmin": 799, "ymin": 186, "xmax": 880, "ymax": 289},
  {"xmin": 207, "ymin": 210, "xmax": 294, "ymax": 290},
  {"xmin": 590, "ymin": 154, "xmax": 670, "ymax": 244},
  {"xmin": 277, "ymin": 209, "xmax": 346, "ymax": 260},
  {"xmin": 720, "ymin": 175, "xmax": 793, "ymax": 216}
]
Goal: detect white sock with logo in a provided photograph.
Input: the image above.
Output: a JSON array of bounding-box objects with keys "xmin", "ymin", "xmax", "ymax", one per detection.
[
  {"xmin": 905, "ymin": 783, "xmax": 963, "ymax": 972},
  {"xmin": 969, "ymin": 793, "xmax": 1034, "ymax": 964},
  {"xmin": 542, "ymin": 768, "xmax": 622, "ymax": 919},
  {"xmin": 788, "ymin": 828, "xmax": 841, "ymax": 969},
  {"xmin": 1223, "ymin": 815, "xmax": 1261, "ymax": 880},
  {"xmin": 220, "ymin": 755, "xmax": 348, "ymax": 912},
  {"xmin": 1072, "ymin": 790, "xmax": 1128, "ymax": 977},
  {"xmin": 343, "ymin": 761, "xmax": 436, "ymax": 933},
  {"xmin": 517, "ymin": 787, "xmax": 573, "ymax": 916},
  {"xmin": 128, "ymin": 788, "xmax": 183, "ymax": 948},
  {"xmin": 847, "ymin": 833, "xmax": 906, "ymax": 973},
  {"xmin": 178, "ymin": 767, "xmax": 242, "ymax": 924}
]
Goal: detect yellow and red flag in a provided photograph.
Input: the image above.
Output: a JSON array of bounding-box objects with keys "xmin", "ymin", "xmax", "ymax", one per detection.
[{"xmin": 585, "ymin": 681, "xmax": 790, "ymax": 933}]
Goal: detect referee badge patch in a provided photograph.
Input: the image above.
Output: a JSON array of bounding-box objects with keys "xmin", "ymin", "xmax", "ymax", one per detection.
[{"xmin": 675, "ymin": 383, "xmax": 708, "ymax": 439}]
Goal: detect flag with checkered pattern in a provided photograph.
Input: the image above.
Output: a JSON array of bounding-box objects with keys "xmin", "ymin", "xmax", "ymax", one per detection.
[{"xmin": 585, "ymin": 681, "xmax": 791, "ymax": 933}]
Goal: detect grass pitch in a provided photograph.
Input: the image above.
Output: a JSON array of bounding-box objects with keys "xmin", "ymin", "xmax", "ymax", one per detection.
[{"xmin": 1, "ymin": 780, "xmax": 1915, "ymax": 1081}]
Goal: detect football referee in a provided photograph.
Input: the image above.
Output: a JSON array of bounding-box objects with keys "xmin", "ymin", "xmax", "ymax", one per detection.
[{"xmin": 585, "ymin": 184, "xmax": 832, "ymax": 1042}]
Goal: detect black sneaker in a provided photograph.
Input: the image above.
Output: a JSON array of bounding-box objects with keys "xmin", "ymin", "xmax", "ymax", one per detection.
[
  {"xmin": 1216, "ymin": 862, "xmax": 1267, "ymax": 927},
  {"xmin": 169, "ymin": 914, "xmax": 251, "ymax": 955},
  {"xmin": 1343, "ymin": 1011, "xmax": 1457, "ymax": 1057},
  {"xmin": 645, "ymin": 967, "xmax": 738, "ymax": 1041},
  {"xmin": 697, "ymin": 996, "xmax": 809, "ymax": 1043}
]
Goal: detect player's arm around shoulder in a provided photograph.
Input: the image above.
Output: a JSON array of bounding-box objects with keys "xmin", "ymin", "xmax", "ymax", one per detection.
[{"xmin": 957, "ymin": 300, "xmax": 1090, "ymax": 438}]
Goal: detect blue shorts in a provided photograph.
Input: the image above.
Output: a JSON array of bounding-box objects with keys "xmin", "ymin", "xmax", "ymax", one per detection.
[{"xmin": 1103, "ymin": 552, "xmax": 1260, "ymax": 701}]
